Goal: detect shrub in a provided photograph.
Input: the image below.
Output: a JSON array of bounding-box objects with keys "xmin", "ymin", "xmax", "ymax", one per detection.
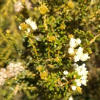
[{"xmin": 0, "ymin": 0, "xmax": 100, "ymax": 100}]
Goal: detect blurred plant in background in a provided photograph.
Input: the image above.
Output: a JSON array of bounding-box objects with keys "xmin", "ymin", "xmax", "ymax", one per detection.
[{"xmin": 0, "ymin": 0, "xmax": 100, "ymax": 100}]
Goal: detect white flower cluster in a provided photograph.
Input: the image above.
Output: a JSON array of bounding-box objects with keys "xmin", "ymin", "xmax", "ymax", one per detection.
[
  {"xmin": 25, "ymin": 0, "xmax": 32, "ymax": 10},
  {"xmin": 0, "ymin": 62, "xmax": 24, "ymax": 86},
  {"xmin": 14, "ymin": 0, "xmax": 32, "ymax": 12},
  {"xmin": 6, "ymin": 62, "xmax": 24, "ymax": 78},
  {"xmin": 14, "ymin": 0, "xmax": 24, "ymax": 12},
  {"xmin": 75, "ymin": 63, "xmax": 88, "ymax": 86},
  {"xmin": 62, "ymin": 37, "xmax": 90, "ymax": 92},
  {"xmin": 0, "ymin": 68, "xmax": 7, "ymax": 85},
  {"xmin": 71, "ymin": 63, "xmax": 88, "ymax": 91},
  {"xmin": 68, "ymin": 38, "xmax": 90, "ymax": 62}
]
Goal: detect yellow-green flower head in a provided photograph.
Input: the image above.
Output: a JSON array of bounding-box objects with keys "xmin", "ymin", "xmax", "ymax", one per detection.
[
  {"xmin": 60, "ymin": 23, "xmax": 66, "ymax": 30},
  {"xmin": 19, "ymin": 22, "xmax": 28, "ymax": 30},
  {"xmin": 48, "ymin": 36, "xmax": 56, "ymax": 42},
  {"xmin": 68, "ymin": 0, "xmax": 74, "ymax": 9},
  {"xmin": 39, "ymin": 5, "xmax": 49, "ymax": 15},
  {"xmin": 40, "ymin": 71, "xmax": 48, "ymax": 80}
]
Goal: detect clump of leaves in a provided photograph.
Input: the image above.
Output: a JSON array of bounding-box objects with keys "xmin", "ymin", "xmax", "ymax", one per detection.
[{"xmin": 0, "ymin": 0, "xmax": 100, "ymax": 100}]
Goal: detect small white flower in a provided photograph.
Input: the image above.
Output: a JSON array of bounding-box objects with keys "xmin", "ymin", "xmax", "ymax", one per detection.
[
  {"xmin": 76, "ymin": 38, "xmax": 81, "ymax": 45},
  {"xmin": 69, "ymin": 38, "xmax": 77, "ymax": 48},
  {"xmin": 75, "ymin": 79, "xmax": 82, "ymax": 86},
  {"xmin": 73, "ymin": 63, "xmax": 79, "ymax": 68},
  {"xmin": 71, "ymin": 85, "xmax": 76, "ymax": 91},
  {"xmin": 35, "ymin": 36, "xmax": 41, "ymax": 41},
  {"xmin": 68, "ymin": 48, "xmax": 74, "ymax": 55},
  {"xmin": 76, "ymin": 47, "xmax": 83, "ymax": 56},
  {"xmin": 69, "ymin": 96, "xmax": 73, "ymax": 100},
  {"xmin": 25, "ymin": 18, "xmax": 38, "ymax": 30},
  {"xmin": 73, "ymin": 55, "xmax": 80, "ymax": 62},
  {"xmin": 75, "ymin": 64, "xmax": 86, "ymax": 75},
  {"xmin": 81, "ymin": 79, "xmax": 87, "ymax": 86},
  {"xmin": 63, "ymin": 70, "xmax": 68, "ymax": 75},
  {"xmin": 27, "ymin": 28, "xmax": 30, "ymax": 33},
  {"xmin": 81, "ymin": 63, "xmax": 86, "ymax": 67},
  {"xmin": 19, "ymin": 26, "xmax": 21, "ymax": 30},
  {"xmin": 62, "ymin": 77, "xmax": 66, "ymax": 80},
  {"xmin": 81, "ymin": 75, "xmax": 88, "ymax": 80},
  {"xmin": 75, "ymin": 47, "xmax": 83, "ymax": 60},
  {"xmin": 80, "ymin": 53, "xmax": 90, "ymax": 61},
  {"xmin": 30, "ymin": 21, "xmax": 38, "ymax": 30},
  {"xmin": 25, "ymin": 18, "xmax": 32, "ymax": 24}
]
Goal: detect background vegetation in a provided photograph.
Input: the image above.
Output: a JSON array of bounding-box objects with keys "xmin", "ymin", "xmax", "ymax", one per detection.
[{"xmin": 0, "ymin": 0, "xmax": 100, "ymax": 100}]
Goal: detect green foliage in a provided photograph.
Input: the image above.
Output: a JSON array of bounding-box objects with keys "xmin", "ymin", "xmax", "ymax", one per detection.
[{"xmin": 0, "ymin": 0, "xmax": 100, "ymax": 100}]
